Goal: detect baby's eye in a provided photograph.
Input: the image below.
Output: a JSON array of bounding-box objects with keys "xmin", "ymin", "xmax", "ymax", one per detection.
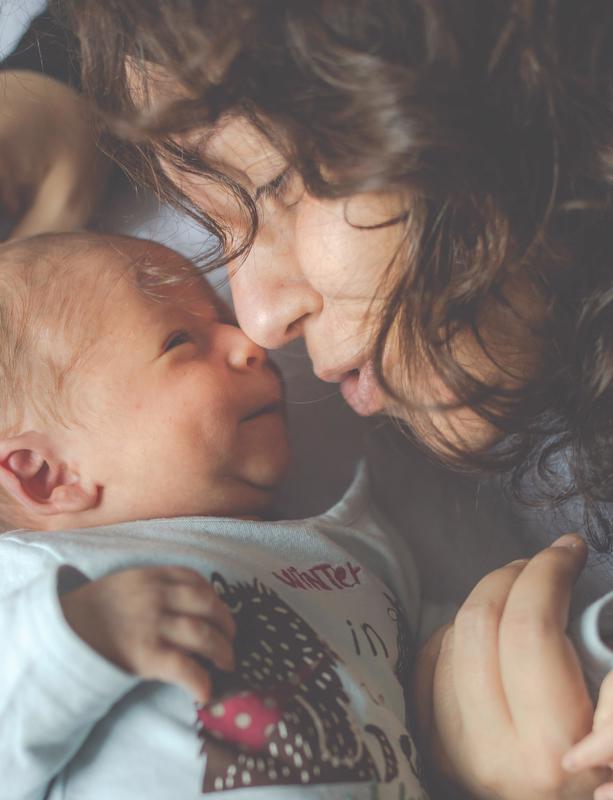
[{"xmin": 163, "ymin": 330, "xmax": 193, "ymax": 352}]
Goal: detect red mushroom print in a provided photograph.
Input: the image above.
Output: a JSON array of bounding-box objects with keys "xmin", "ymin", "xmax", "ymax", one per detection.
[{"xmin": 197, "ymin": 690, "xmax": 282, "ymax": 753}]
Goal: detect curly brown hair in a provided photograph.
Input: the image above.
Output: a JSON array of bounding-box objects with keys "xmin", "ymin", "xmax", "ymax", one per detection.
[{"xmin": 59, "ymin": 0, "xmax": 613, "ymax": 548}]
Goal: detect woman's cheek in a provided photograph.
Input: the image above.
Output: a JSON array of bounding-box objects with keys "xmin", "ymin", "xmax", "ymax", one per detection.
[
  {"xmin": 383, "ymin": 330, "xmax": 502, "ymax": 452},
  {"xmin": 294, "ymin": 195, "xmax": 388, "ymax": 296}
]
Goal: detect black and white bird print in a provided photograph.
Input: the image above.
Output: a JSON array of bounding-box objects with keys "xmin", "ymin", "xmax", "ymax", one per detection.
[{"xmin": 196, "ymin": 573, "xmax": 403, "ymax": 793}]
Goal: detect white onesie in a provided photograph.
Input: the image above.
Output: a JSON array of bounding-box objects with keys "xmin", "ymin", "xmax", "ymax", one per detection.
[{"xmin": 0, "ymin": 468, "xmax": 431, "ymax": 800}]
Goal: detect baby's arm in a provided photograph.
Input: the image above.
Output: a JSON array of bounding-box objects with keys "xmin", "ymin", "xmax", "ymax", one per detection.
[
  {"xmin": 60, "ymin": 565, "xmax": 236, "ymax": 702},
  {"xmin": 413, "ymin": 535, "xmax": 610, "ymax": 800},
  {"xmin": 0, "ymin": 564, "xmax": 234, "ymax": 800},
  {"xmin": 0, "ymin": 566, "xmax": 135, "ymax": 800}
]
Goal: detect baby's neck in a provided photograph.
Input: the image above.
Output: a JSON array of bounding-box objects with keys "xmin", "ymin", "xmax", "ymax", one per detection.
[{"xmin": 43, "ymin": 505, "xmax": 273, "ymax": 532}]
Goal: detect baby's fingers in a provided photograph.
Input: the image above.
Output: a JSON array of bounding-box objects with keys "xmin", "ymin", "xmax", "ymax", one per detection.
[
  {"xmin": 160, "ymin": 614, "xmax": 235, "ymax": 672},
  {"xmin": 152, "ymin": 648, "xmax": 213, "ymax": 704}
]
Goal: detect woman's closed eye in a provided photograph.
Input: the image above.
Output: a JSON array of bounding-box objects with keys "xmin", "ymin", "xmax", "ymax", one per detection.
[
  {"xmin": 163, "ymin": 330, "xmax": 194, "ymax": 352},
  {"xmin": 255, "ymin": 167, "xmax": 301, "ymax": 204},
  {"xmin": 255, "ymin": 167, "xmax": 290, "ymax": 201}
]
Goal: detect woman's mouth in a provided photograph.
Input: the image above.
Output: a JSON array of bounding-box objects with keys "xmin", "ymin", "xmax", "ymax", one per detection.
[{"xmin": 339, "ymin": 361, "xmax": 386, "ymax": 416}]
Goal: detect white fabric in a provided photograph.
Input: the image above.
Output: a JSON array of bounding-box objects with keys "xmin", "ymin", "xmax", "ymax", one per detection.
[
  {"xmin": 0, "ymin": 0, "xmax": 46, "ymax": 61},
  {"xmin": 570, "ymin": 590, "xmax": 613, "ymax": 703},
  {"xmin": 0, "ymin": 468, "xmax": 430, "ymax": 800}
]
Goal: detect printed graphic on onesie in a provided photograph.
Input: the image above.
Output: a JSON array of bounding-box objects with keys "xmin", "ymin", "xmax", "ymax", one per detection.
[{"xmin": 195, "ymin": 572, "xmax": 425, "ymax": 795}]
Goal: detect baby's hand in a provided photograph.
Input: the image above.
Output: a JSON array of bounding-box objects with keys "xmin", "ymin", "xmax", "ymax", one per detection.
[
  {"xmin": 60, "ymin": 566, "xmax": 235, "ymax": 703},
  {"xmin": 563, "ymin": 670, "xmax": 613, "ymax": 799}
]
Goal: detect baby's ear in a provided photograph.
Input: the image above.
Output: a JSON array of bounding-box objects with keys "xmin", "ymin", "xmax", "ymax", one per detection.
[{"xmin": 0, "ymin": 431, "xmax": 99, "ymax": 520}]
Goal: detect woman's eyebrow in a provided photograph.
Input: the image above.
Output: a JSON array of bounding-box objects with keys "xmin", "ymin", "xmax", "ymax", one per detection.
[
  {"xmin": 186, "ymin": 125, "xmax": 255, "ymax": 177},
  {"xmin": 190, "ymin": 124, "xmax": 288, "ymax": 184},
  {"xmin": 174, "ymin": 141, "xmax": 254, "ymax": 190}
]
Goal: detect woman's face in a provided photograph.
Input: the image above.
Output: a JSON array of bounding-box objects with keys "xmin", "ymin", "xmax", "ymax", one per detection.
[
  {"xmin": 159, "ymin": 114, "xmax": 524, "ymax": 452},
  {"xmin": 161, "ymin": 116, "xmax": 409, "ymax": 418}
]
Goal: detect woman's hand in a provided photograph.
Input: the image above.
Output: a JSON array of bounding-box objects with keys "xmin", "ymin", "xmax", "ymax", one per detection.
[
  {"xmin": 562, "ymin": 670, "xmax": 613, "ymax": 799},
  {"xmin": 414, "ymin": 534, "xmax": 611, "ymax": 800},
  {"xmin": 0, "ymin": 70, "xmax": 108, "ymax": 239},
  {"xmin": 60, "ymin": 565, "xmax": 236, "ymax": 703}
]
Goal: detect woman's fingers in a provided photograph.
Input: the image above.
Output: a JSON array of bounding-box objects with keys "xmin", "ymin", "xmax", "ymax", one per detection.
[
  {"xmin": 413, "ymin": 623, "xmax": 450, "ymax": 743},
  {"xmin": 424, "ymin": 539, "xmax": 612, "ymax": 799},
  {"xmin": 564, "ymin": 671, "xmax": 613, "ymax": 772},
  {"xmin": 449, "ymin": 559, "xmax": 527, "ymax": 739},
  {"xmin": 422, "ymin": 559, "xmax": 528, "ymax": 792},
  {"xmin": 595, "ymin": 672, "xmax": 613, "ymax": 732},
  {"xmin": 563, "ymin": 724, "xmax": 613, "ymax": 772},
  {"xmin": 499, "ymin": 535, "xmax": 593, "ymax": 754},
  {"xmin": 595, "ymin": 782, "xmax": 613, "ymax": 800}
]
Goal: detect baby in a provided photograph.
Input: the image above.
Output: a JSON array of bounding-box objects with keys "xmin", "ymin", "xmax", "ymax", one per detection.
[
  {"xmin": 1, "ymin": 232, "xmax": 612, "ymax": 800},
  {"xmin": 0, "ymin": 232, "xmax": 429, "ymax": 800}
]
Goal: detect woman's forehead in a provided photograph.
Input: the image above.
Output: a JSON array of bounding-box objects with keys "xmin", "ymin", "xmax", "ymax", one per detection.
[
  {"xmin": 184, "ymin": 116, "xmax": 287, "ymax": 184},
  {"xmin": 126, "ymin": 59, "xmax": 286, "ymax": 181}
]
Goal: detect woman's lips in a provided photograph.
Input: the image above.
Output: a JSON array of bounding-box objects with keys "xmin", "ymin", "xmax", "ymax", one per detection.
[{"xmin": 339, "ymin": 361, "xmax": 385, "ymax": 416}]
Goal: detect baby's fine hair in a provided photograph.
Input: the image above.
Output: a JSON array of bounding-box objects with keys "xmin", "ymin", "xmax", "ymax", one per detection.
[
  {"xmin": 0, "ymin": 233, "xmax": 103, "ymax": 527},
  {"xmin": 0, "ymin": 232, "xmax": 199, "ymax": 529},
  {"xmin": 0, "ymin": 233, "xmax": 101, "ymax": 437}
]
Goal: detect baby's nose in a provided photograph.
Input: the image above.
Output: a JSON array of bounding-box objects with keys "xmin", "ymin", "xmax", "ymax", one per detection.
[{"xmin": 224, "ymin": 324, "xmax": 268, "ymax": 370}]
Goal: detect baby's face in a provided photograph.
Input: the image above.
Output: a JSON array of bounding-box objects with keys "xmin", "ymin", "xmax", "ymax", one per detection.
[{"xmin": 75, "ymin": 242, "xmax": 290, "ymax": 523}]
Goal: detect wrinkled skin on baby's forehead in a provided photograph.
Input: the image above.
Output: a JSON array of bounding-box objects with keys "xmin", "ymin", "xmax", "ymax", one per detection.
[
  {"xmin": 0, "ymin": 231, "xmax": 174, "ymax": 291},
  {"xmin": 0, "ymin": 232, "xmax": 113, "ymax": 331},
  {"xmin": 65, "ymin": 233, "xmax": 204, "ymax": 296},
  {"xmin": 0, "ymin": 232, "xmax": 224, "ymax": 376},
  {"xmin": 0, "ymin": 231, "xmax": 219, "ymax": 316},
  {"xmin": 85, "ymin": 235, "xmax": 224, "ymax": 316}
]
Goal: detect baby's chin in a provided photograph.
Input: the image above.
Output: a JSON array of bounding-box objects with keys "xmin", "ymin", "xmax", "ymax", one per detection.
[
  {"xmin": 196, "ymin": 479, "xmax": 285, "ymax": 521},
  {"xmin": 195, "ymin": 448, "xmax": 292, "ymax": 521},
  {"xmin": 236, "ymin": 432, "xmax": 292, "ymax": 498},
  {"xmin": 102, "ymin": 470, "xmax": 290, "ymax": 527}
]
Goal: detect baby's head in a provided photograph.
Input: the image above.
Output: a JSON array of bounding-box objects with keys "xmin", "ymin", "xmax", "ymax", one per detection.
[{"xmin": 0, "ymin": 232, "xmax": 290, "ymax": 531}]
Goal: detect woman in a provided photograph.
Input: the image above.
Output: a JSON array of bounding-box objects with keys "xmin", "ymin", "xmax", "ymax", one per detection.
[
  {"xmin": 3, "ymin": 1, "xmax": 613, "ymax": 796},
  {"xmin": 64, "ymin": 0, "xmax": 613, "ymax": 545}
]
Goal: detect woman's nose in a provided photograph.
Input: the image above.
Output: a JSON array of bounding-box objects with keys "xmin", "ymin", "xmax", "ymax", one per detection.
[
  {"xmin": 229, "ymin": 253, "xmax": 322, "ymax": 351},
  {"xmin": 221, "ymin": 324, "xmax": 268, "ymax": 370}
]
